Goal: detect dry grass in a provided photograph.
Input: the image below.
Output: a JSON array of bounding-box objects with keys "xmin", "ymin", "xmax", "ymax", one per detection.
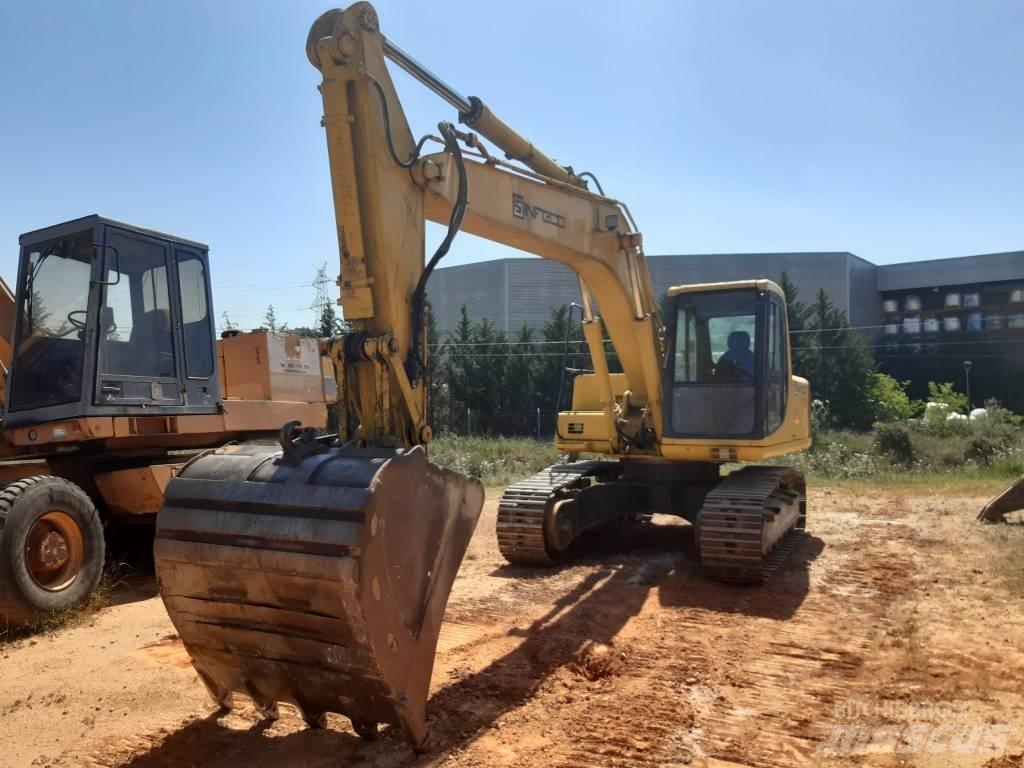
[
  {"xmin": 429, "ymin": 434, "xmax": 559, "ymax": 488},
  {"xmin": 0, "ymin": 562, "xmax": 127, "ymax": 645}
]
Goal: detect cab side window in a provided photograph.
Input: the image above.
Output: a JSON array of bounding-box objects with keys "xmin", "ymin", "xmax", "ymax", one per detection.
[
  {"xmin": 176, "ymin": 252, "xmax": 215, "ymax": 379},
  {"xmin": 765, "ymin": 297, "xmax": 788, "ymax": 433}
]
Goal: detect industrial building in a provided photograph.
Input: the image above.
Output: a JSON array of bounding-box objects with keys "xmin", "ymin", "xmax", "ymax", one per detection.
[{"xmin": 428, "ymin": 250, "xmax": 1024, "ymax": 410}]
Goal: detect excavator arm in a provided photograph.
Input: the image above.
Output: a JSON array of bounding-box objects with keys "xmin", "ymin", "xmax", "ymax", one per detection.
[{"xmin": 308, "ymin": 3, "xmax": 664, "ymax": 454}]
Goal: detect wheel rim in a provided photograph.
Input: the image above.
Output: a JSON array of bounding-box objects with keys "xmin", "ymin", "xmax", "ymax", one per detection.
[{"xmin": 25, "ymin": 510, "xmax": 85, "ymax": 592}]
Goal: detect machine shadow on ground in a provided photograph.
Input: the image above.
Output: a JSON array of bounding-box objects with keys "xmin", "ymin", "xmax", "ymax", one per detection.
[
  {"xmin": 491, "ymin": 515, "xmax": 820, "ymax": 620},
  {"xmin": 106, "ymin": 563, "xmax": 655, "ymax": 766},
  {"xmin": 102, "ymin": 518, "xmax": 817, "ymax": 766}
]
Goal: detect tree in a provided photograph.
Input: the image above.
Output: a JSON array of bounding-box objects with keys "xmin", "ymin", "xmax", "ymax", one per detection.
[
  {"xmin": 793, "ymin": 288, "xmax": 877, "ymax": 430},
  {"xmin": 503, "ymin": 324, "xmax": 536, "ymax": 428},
  {"xmin": 535, "ymin": 304, "xmax": 585, "ymax": 414},
  {"xmin": 263, "ymin": 304, "xmax": 288, "ymax": 332},
  {"xmin": 319, "ymin": 302, "xmax": 344, "ymax": 338},
  {"xmin": 220, "ymin": 311, "xmax": 237, "ymax": 332},
  {"xmin": 779, "ymin": 272, "xmax": 813, "ymax": 375},
  {"xmin": 470, "ymin": 317, "xmax": 510, "ymax": 427},
  {"xmin": 445, "ymin": 305, "xmax": 478, "ymax": 432},
  {"xmin": 424, "ymin": 301, "xmax": 452, "ymax": 432},
  {"xmin": 778, "ymin": 272, "xmax": 810, "ymax": 331}
]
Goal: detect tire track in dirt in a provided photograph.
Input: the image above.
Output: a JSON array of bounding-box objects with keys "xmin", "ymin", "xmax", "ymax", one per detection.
[{"xmin": 62, "ymin": 492, "xmax": 1016, "ymax": 768}]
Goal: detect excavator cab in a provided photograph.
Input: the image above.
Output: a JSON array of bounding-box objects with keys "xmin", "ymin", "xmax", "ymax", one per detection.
[
  {"xmin": 6, "ymin": 215, "xmax": 220, "ymax": 427},
  {"xmin": 663, "ymin": 281, "xmax": 791, "ymax": 441}
]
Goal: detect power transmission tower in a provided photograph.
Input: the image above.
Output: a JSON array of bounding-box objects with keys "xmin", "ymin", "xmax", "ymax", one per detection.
[{"xmin": 311, "ymin": 263, "xmax": 332, "ymax": 328}]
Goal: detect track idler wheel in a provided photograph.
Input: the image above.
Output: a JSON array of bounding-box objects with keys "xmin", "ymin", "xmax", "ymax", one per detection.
[{"xmin": 154, "ymin": 443, "xmax": 484, "ymax": 746}]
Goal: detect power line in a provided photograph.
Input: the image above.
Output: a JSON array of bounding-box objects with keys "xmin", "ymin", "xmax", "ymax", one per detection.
[
  {"xmin": 795, "ymin": 337, "xmax": 1024, "ymax": 351},
  {"xmin": 214, "ymin": 284, "xmax": 314, "ymax": 295},
  {"xmin": 430, "ymin": 333, "xmax": 1024, "ymax": 350}
]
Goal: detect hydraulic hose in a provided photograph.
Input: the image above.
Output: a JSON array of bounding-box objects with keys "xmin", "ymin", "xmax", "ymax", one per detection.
[{"xmin": 409, "ymin": 121, "xmax": 468, "ymax": 384}]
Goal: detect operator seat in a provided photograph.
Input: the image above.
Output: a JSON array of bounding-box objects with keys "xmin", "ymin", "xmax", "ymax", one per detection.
[{"xmin": 129, "ymin": 308, "xmax": 174, "ymax": 378}]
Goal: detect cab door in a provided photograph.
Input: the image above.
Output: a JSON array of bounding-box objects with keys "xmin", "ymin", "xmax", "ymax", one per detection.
[
  {"xmin": 173, "ymin": 247, "xmax": 218, "ymax": 409},
  {"xmin": 94, "ymin": 227, "xmax": 184, "ymax": 407}
]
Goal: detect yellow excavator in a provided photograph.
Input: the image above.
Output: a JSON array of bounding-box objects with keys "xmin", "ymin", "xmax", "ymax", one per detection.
[{"xmin": 154, "ymin": 3, "xmax": 812, "ymax": 747}]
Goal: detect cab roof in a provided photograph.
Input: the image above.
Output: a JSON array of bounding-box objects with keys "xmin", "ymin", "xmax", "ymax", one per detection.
[
  {"xmin": 665, "ymin": 279, "xmax": 785, "ymax": 300},
  {"xmin": 19, "ymin": 215, "xmax": 209, "ymax": 251}
]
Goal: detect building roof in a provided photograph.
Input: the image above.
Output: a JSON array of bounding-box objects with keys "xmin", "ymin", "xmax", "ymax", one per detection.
[{"xmin": 876, "ymin": 251, "xmax": 1024, "ymax": 291}]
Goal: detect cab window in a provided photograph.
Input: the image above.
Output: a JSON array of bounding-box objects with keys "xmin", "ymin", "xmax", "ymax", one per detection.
[
  {"xmin": 8, "ymin": 235, "xmax": 93, "ymax": 411},
  {"xmin": 765, "ymin": 297, "xmax": 787, "ymax": 433},
  {"xmin": 669, "ymin": 289, "xmax": 758, "ymax": 437},
  {"xmin": 176, "ymin": 252, "xmax": 215, "ymax": 378}
]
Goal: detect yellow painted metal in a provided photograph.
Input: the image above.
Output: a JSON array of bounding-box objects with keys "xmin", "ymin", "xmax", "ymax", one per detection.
[
  {"xmin": 422, "ymin": 153, "xmax": 662, "ymax": 414},
  {"xmin": 459, "ymin": 98, "xmax": 577, "ymax": 186},
  {"xmin": 308, "ymin": 5, "xmax": 428, "ymax": 443},
  {"xmin": 300, "ymin": 3, "xmax": 811, "ymax": 462},
  {"xmin": 581, "ymin": 319, "xmax": 619, "ymax": 452}
]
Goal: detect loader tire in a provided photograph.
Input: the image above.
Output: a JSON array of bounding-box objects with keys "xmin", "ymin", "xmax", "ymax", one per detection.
[{"xmin": 0, "ymin": 477, "xmax": 104, "ymax": 627}]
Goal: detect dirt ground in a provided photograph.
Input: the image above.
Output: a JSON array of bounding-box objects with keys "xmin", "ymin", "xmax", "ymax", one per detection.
[{"xmin": 1, "ymin": 484, "xmax": 1023, "ymax": 768}]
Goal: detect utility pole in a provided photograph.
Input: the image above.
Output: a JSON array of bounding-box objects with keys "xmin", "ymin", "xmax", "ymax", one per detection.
[{"xmin": 963, "ymin": 360, "xmax": 973, "ymax": 412}]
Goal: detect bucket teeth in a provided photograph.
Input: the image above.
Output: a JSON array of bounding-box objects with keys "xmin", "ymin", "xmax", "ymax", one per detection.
[
  {"xmin": 300, "ymin": 709, "xmax": 328, "ymax": 730},
  {"xmin": 154, "ymin": 443, "xmax": 483, "ymax": 746},
  {"xmin": 197, "ymin": 671, "xmax": 233, "ymax": 711},
  {"xmin": 352, "ymin": 719, "xmax": 380, "ymax": 741}
]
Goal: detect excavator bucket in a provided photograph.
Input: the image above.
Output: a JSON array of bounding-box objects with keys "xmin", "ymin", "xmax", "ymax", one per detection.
[
  {"xmin": 978, "ymin": 477, "xmax": 1024, "ymax": 523},
  {"xmin": 153, "ymin": 442, "xmax": 483, "ymax": 746}
]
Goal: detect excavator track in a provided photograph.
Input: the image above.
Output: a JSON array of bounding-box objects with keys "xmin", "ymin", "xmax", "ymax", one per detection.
[
  {"xmin": 497, "ymin": 462, "xmax": 612, "ymax": 565},
  {"xmin": 697, "ymin": 466, "xmax": 806, "ymax": 584}
]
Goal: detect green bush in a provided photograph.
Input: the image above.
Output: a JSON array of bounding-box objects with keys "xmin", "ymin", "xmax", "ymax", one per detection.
[
  {"xmin": 927, "ymin": 381, "xmax": 968, "ymax": 413},
  {"xmin": 874, "ymin": 423, "xmax": 915, "ymax": 466},
  {"xmin": 868, "ymin": 373, "xmax": 916, "ymax": 422},
  {"xmin": 965, "ymin": 437, "xmax": 1001, "ymax": 465},
  {"xmin": 429, "ymin": 434, "xmax": 558, "ymax": 486},
  {"xmin": 780, "ymin": 402, "xmax": 1024, "ymax": 482},
  {"xmin": 790, "ymin": 430, "xmax": 879, "ymax": 479},
  {"xmin": 922, "ymin": 403, "xmax": 970, "ymax": 437}
]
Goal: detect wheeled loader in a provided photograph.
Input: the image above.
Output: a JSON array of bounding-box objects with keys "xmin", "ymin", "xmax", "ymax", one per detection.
[{"xmin": 0, "ymin": 215, "xmax": 333, "ymax": 626}]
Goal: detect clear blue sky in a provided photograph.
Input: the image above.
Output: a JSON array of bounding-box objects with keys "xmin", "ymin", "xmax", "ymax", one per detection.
[{"xmin": 1, "ymin": 1, "xmax": 1021, "ymax": 331}]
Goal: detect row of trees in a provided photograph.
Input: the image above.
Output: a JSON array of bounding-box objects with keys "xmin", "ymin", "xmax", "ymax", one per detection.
[
  {"xmin": 426, "ymin": 305, "xmax": 594, "ymax": 435},
  {"xmin": 778, "ymin": 273, "xmax": 879, "ymax": 429},
  {"xmin": 777, "ymin": 273, "xmax": 973, "ymax": 430},
  {"xmin": 234, "ymin": 279, "xmax": 920, "ymax": 434},
  {"xmin": 427, "ymin": 275, "xmax": 889, "ymax": 436},
  {"xmin": 221, "ymin": 303, "xmax": 345, "ymax": 340}
]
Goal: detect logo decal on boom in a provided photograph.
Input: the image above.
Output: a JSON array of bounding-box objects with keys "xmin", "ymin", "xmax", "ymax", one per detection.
[{"xmin": 512, "ymin": 193, "xmax": 566, "ymax": 229}]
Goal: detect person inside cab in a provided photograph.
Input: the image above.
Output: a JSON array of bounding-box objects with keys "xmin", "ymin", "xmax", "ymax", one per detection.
[{"xmin": 718, "ymin": 330, "xmax": 754, "ymax": 378}]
